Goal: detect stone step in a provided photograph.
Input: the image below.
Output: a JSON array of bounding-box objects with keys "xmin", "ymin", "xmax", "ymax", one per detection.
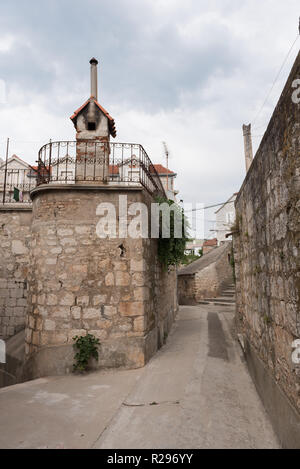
[
  {"xmin": 213, "ymin": 302, "xmax": 235, "ymax": 307},
  {"xmin": 221, "ymin": 293, "xmax": 235, "ymax": 298},
  {"xmin": 204, "ymin": 297, "xmax": 235, "ymax": 304},
  {"xmin": 6, "ymin": 328, "xmax": 25, "ymax": 356}
]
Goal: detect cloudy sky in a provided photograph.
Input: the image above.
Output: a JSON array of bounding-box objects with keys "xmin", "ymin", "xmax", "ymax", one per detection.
[{"xmin": 0, "ymin": 0, "xmax": 299, "ymax": 236}]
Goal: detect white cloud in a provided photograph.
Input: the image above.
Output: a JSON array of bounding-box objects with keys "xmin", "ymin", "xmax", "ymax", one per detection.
[
  {"xmin": 0, "ymin": 34, "xmax": 15, "ymax": 53},
  {"xmin": 0, "ymin": 0, "xmax": 299, "ymax": 237}
]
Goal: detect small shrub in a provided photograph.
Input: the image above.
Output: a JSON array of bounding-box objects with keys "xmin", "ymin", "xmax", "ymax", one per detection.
[{"xmin": 73, "ymin": 333, "xmax": 100, "ymax": 372}]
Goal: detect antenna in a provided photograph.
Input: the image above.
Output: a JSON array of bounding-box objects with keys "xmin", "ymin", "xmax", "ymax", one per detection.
[{"xmin": 162, "ymin": 141, "xmax": 169, "ymax": 191}]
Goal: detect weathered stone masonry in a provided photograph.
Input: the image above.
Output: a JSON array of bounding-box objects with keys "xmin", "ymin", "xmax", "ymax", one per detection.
[
  {"xmin": 234, "ymin": 51, "xmax": 300, "ymax": 447},
  {"xmin": 24, "ymin": 185, "xmax": 177, "ymax": 379},
  {"xmin": 178, "ymin": 243, "xmax": 232, "ymax": 305},
  {"xmin": 1, "ymin": 59, "xmax": 178, "ymax": 380},
  {"xmin": 0, "ymin": 207, "xmax": 31, "ymax": 339}
]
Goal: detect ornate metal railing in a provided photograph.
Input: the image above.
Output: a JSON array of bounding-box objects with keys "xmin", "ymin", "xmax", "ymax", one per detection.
[
  {"xmin": 0, "ymin": 168, "xmax": 37, "ymax": 204},
  {"xmin": 37, "ymin": 141, "xmax": 166, "ymax": 198}
]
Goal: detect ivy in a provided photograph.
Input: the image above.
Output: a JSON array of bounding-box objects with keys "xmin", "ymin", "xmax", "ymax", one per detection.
[
  {"xmin": 73, "ymin": 333, "xmax": 100, "ymax": 372},
  {"xmin": 155, "ymin": 196, "xmax": 190, "ymax": 270}
]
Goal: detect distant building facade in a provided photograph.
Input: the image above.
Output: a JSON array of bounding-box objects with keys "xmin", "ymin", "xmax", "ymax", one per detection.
[
  {"xmin": 0, "ymin": 155, "xmax": 36, "ymax": 203},
  {"xmin": 152, "ymin": 164, "xmax": 178, "ymax": 201},
  {"xmin": 185, "ymin": 239, "xmax": 204, "ymax": 256},
  {"xmin": 215, "ymin": 194, "xmax": 237, "ymax": 245}
]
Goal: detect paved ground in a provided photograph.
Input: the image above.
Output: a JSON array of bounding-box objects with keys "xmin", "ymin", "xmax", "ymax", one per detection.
[{"xmin": 0, "ymin": 304, "xmax": 280, "ymax": 449}]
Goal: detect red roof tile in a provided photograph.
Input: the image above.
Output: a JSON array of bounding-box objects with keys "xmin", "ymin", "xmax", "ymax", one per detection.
[
  {"xmin": 203, "ymin": 238, "xmax": 218, "ymax": 247},
  {"xmin": 70, "ymin": 98, "xmax": 117, "ymax": 138},
  {"xmin": 151, "ymin": 164, "xmax": 176, "ymax": 175}
]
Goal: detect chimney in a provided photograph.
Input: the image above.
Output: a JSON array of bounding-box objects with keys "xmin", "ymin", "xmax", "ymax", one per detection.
[
  {"xmin": 90, "ymin": 57, "xmax": 98, "ymax": 101},
  {"xmin": 242, "ymin": 124, "xmax": 253, "ymax": 173}
]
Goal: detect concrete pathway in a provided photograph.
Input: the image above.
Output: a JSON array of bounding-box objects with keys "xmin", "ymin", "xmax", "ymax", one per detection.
[{"xmin": 0, "ymin": 305, "xmax": 280, "ymax": 449}]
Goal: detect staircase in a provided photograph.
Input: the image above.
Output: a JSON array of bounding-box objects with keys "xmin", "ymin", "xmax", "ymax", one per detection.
[
  {"xmin": 198, "ymin": 283, "xmax": 236, "ymax": 307},
  {"xmin": 0, "ymin": 328, "xmax": 25, "ymax": 388}
]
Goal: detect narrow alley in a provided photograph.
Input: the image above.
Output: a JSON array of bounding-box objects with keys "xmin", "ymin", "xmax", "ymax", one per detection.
[{"xmin": 0, "ymin": 302, "xmax": 279, "ymax": 449}]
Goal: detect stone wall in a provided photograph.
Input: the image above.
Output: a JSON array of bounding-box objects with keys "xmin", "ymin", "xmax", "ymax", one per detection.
[
  {"xmin": 177, "ymin": 274, "xmax": 197, "ymax": 306},
  {"xmin": 24, "ymin": 185, "xmax": 177, "ymax": 379},
  {"xmin": 234, "ymin": 51, "xmax": 300, "ymax": 446},
  {"xmin": 0, "ymin": 206, "xmax": 31, "ymax": 339},
  {"xmin": 178, "ymin": 243, "xmax": 233, "ymax": 305}
]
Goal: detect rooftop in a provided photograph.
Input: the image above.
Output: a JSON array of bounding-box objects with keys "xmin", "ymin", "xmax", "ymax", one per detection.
[{"xmin": 178, "ymin": 243, "xmax": 229, "ymax": 276}]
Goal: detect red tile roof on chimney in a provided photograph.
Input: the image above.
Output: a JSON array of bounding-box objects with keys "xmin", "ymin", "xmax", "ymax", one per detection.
[{"xmin": 70, "ymin": 97, "xmax": 117, "ymax": 138}]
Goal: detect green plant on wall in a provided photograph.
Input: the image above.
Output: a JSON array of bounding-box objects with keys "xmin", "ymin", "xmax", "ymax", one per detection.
[
  {"xmin": 155, "ymin": 196, "xmax": 190, "ymax": 270},
  {"xmin": 73, "ymin": 333, "xmax": 100, "ymax": 372}
]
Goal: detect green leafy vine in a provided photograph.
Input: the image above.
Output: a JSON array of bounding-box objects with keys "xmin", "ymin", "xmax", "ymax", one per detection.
[{"xmin": 155, "ymin": 197, "xmax": 190, "ymax": 270}]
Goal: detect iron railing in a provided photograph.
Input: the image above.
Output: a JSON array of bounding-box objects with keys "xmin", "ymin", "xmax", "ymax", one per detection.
[
  {"xmin": 0, "ymin": 168, "xmax": 37, "ymax": 204},
  {"xmin": 37, "ymin": 141, "xmax": 166, "ymax": 198}
]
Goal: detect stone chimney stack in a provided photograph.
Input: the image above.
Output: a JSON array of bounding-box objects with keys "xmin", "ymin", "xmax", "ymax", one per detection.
[
  {"xmin": 242, "ymin": 124, "xmax": 253, "ymax": 173},
  {"xmin": 90, "ymin": 57, "xmax": 98, "ymax": 101}
]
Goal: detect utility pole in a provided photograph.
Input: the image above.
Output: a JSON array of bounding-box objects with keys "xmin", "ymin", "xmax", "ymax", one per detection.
[{"xmin": 2, "ymin": 138, "xmax": 9, "ymax": 205}]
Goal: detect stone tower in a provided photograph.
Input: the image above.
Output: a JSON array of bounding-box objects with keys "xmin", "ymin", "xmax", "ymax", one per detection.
[{"xmin": 23, "ymin": 60, "xmax": 177, "ymax": 380}]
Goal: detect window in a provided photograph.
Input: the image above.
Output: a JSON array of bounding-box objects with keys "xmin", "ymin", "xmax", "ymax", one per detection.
[{"xmin": 88, "ymin": 122, "xmax": 96, "ymax": 131}]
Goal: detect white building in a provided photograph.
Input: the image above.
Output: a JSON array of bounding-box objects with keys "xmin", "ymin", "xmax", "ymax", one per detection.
[
  {"xmin": 152, "ymin": 164, "xmax": 178, "ymax": 201},
  {"xmin": 0, "ymin": 155, "xmax": 37, "ymax": 203},
  {"xmin": 185, "ymin": 239, "xmax": 204, "ymax": 256},
  {"xmin": 215, "ymin": 193, "xmax": 237, "ymax": 245}
]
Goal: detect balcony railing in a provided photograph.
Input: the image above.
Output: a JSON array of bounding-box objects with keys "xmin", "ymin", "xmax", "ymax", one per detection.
[
  {"xmin": 0, "ymin": 141, "xmax": 166, "ymax": 205},
  {"xmin": 37, "ymin": 141, "xmax": 166, "ymax": 198},
  {"xmin": 0, "ymin": 168, "xmax": 37, "ymax": 204}
]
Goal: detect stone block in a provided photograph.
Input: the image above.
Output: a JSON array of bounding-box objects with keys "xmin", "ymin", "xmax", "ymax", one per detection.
[
  {"xmin": 82, "ymin": 308, "xmax": 99, "ymax": 319},
  {"xmin": 53, "ymin": 307, "xmax": 70, "ymax": 319},
  {"xmin": 77, "ymin": 296, "xmax": 89, "ymax": 306},
  {"xmin": 12, "ymin": 240, "xmax": 28, "ymax": 255},
  {"xmin": 134, "ymin": 287, "xmax": 150, "ymax": 301},
  {"xmin": 119, "ymin": 302, "xmax": 144, "ymax": 317},
  {"xmin": 89, "ymin": 329, "xmax": 108, "ymax": 341},
  {"xmin": 72, "ymin": 264, "xmax": 88, "ymax": 275},
  {"xmin": 104, "ymin": 306, "xmax": 117, "ymax": 317},
  {"xmin": 46, "ymin": 294, "xmax": 58, "ymax": 306},
  {"xmin": 105, "ymin": 272, "xmax": 114, "ymax": 286},
  {"xmin": 46, "ymin": 258, "xmax": 57, "ymax": 265},
  {"xmin": 59, "ymin": 293, "xmax": 75, "ymax": 306},
  {"xmin": 130, "ymin": 259, "xmax": 146, "ymax": 272},
  {"xmin": 93, "ymin": 295, "xmax": 107, "ymax": 306},
  {"xmin": 57, "ymin": 228, "xmax": 73, "ymax": 236},
  {"xmin": 71, "ymin": 306, "xmax": 81, "ymax": 319},
  {"xmin": 133, "ymin": 316, "xmax": 146, "ymax": 332},
  {"xmin": 44, "ymin": 319, "xmax": 56, "ymax": 331},
  {"xmin": 115, "ymin": 271, "xmax": 130, "ymax": 286}
]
